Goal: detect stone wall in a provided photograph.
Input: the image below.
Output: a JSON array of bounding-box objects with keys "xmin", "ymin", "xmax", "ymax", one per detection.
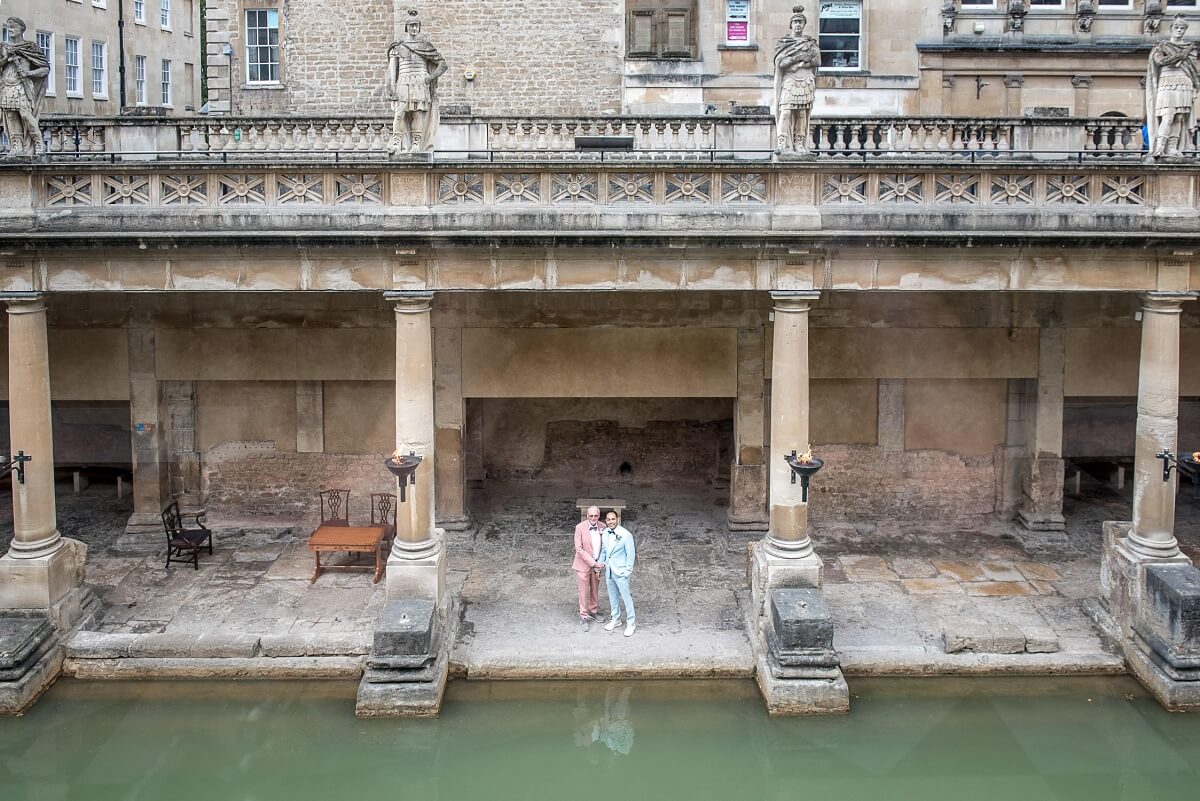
[
  {"xmin": 285, "ymin": 0, "xmax": 394, "ymax": 114},
  {"xmin": 414, "ymin": 0, "xmax": 624, "ymax": 115},
  {"xmin": 807, "ymin": 444, "xmax": 998, "ymax": 526},
  {"xmin": 475, "ymin": 397, "xmax": 732, "ymax": 483},
  {"xmin": 209, "ymin": 0, "xmax": 623, "ymax": 115},
  {"xmin": 200, "ymin": 442, "xmax": 394, "ymax": 526}
]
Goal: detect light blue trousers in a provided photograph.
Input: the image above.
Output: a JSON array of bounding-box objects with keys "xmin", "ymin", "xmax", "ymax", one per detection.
[{"xmin": 606, "ymin": 572, "xmax": 635, "ymax": 623}]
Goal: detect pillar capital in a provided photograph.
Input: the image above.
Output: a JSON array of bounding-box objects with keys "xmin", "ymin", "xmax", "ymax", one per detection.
[
  {"xmin": 1, "ymin": 292, "xmax": 46, "ymax": 314},
  {"xmin": 385, "ymin": 290, "xmax": 435, "ymax": 314},
  {"xmin": 1140, "ymin": 291, "xmax": 1197, "ymax": 315},
  {"xmin": 770, "ymin": 290, "xmax": 821, "ymax": 314}
]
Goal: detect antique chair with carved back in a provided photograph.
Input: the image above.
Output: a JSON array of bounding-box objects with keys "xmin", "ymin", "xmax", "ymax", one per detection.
[
  {"xmin": 161, "ymin": 500, "xmax": 213, "ymax": 570},
  {"xmin": 317, "ymin": 489, "xmax": 351, "ymax": 527},
  {"xmin": 370, "ymin": 492, "xmax": 397, "ymax": 553}
]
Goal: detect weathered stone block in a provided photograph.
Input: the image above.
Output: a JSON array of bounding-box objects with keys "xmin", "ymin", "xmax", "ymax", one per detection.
[
  {"xmin": 373, "ymin": 600, "xmax": 435, "ymax": 657},
  {"xmin": 1143, "ymin": 565, "xmax": 1200, "ymax": 650},
  {"xmin": 989, "ymin": 623, "xmax": 1027, "ymax": 654},
  {"xmin": 0, "ymin": 615, "xmax": 52, "ymax": 669},
  {"xmin": 943, "ymin": 622, "xmax": 993, "ymax": 653},
  {"xmin": 769, "ymin": 589, "xmax": 833, "ymax": 652}
]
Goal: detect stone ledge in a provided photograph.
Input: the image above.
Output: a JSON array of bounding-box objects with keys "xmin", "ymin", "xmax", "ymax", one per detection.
[
  {"xmin": 259, "ymin": 632, "xmax": 371, "ymax": 657},
  {"xmin": 840, "ymin": 646, "xmax": 1124, "ymax": 676},
  {"xmin": 63, "ymin": 656, "xmax": 364, "ymax": 680}
]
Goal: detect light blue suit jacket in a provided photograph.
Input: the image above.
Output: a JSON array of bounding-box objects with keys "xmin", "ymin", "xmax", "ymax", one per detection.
[{"xmin": 600, "ymin": 526, "xmax": 635, "ymax": 578}]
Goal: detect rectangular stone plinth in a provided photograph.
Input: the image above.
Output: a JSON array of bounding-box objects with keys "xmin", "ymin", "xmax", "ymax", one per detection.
[
  {"xmin": 356, "ymin": 598, "xmax": 455, "ymax": 719},
  {"xmin": 1136, "ymin": 564, "xmax": 1200, "ymax": 666},
  {"xmin": 373, "ymin": 600, "xmax": 435, "ymax": 658},
  {"xmin": 770, "ymin": 589, "xmax": 834, "ymax": 652},
  {"xmin": 754, "ymin": 646, "xmax": 849, "ymax": 716},
  {"xmin": 385, "ymin": 539, "xmax": 446, "ymax": 604},
  {"xmin": 0, "ymin": 615, "xmax": 52, "ymax": 670},
  {"xmin": 0, "ymin": 540, "xmax": 86, "ymax": 610}
]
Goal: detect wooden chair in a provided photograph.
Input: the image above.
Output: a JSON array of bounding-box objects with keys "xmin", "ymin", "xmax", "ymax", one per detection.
[
  {"xmin": 161, "ymin": 500, "xmax": 213, "ymax": 570},
  {"xmin": 370, "ymin": 492, "xmax": 397, "ymax": 552},
  {"xmin": 317, "ymin": 489, "xmax": 351, "ymax": 527}
]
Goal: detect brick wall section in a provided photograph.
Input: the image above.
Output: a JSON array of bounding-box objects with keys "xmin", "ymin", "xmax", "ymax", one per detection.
[
  {"xmin": 207, "ymin": 0, "xmax": 623, "ymax": 115},
  {"xmin": 411, "ymin": 0, "xmax": 624, "ymax": 115},
  {"xmin": 807, "ymin": 445, "xmax": 998, "ymax": 525},
  {"xmin": 286, "ymin": 0, "xmax": 395, "ymax": 114},
  {"xmin": 201, "ymin": 442, "xmax": 395, "ymax": 527}
]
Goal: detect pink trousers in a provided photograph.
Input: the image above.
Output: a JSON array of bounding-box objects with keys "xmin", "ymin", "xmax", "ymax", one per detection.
[{"xmin": 575, "ymin": 569, "xmax": 601, "ymax": 619}]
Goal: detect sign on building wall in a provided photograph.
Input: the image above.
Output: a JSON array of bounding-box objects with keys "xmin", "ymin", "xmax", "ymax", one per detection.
[{"xmin": 726, "ymin": 0, "xmax": 750, "ymax": 42}]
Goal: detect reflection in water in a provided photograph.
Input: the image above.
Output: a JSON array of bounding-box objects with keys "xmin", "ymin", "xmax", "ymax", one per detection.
[{"xmin": 574, "ymin": 686, "xmax": 634, "ymax": 757}]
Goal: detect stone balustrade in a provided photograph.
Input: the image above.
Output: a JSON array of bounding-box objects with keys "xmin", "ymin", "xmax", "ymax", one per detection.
[{"xmin": 5, "ymin": 114, "xmax": 1183, "ymax": 163}]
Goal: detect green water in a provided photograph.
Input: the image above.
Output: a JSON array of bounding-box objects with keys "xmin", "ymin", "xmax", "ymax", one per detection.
[{"xmin": 3, "ymin": 677, "xmax": 1200, "ymax": 801}]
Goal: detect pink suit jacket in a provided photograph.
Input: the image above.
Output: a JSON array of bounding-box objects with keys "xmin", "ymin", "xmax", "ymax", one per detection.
[{"xmin": 572, "ymin": 520, "xmax": 604, "ymax": 573}]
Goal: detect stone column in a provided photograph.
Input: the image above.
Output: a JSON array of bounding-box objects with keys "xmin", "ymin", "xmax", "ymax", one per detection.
[
  {"xmin": 729, "ymin": 327, "xmax": 768, "ymax": 530},
  {"xmin": 763, "ymin": 291, "xmax": 822, "ymax": 585},
  {"xmin": 0, "ymin": 293, "xmax": 82, "ymax": 609},
  {"xmin": 126, "ymin": 319, "xmax": 170, "ymax": 530},
  {"xmin": 434, "ymin": 326, "xmax": 469, "ymax": 530},
  {"xmin": 1125, "ymin": 293, "xmax": 1195, "ymax": 560},
  {"xmin": 385, "ymin": 291, "xmax": 444, "ymax": 603},
  {"xmin": 1019, "ymin": 327, "xmax": 1066, "ymax": 531}
]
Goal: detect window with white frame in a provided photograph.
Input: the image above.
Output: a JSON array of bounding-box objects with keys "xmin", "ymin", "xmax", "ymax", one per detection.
[
  {"xmin": 1095, "ymin": 0, "xmax": 1132, "ymax": 7},
  {"xmin": 134, "ymin": 0, "xmax": 145, "ymax": 24},
  {"xmin": 1166, "ymin": 0, "xmax": 1197, "ymax": 6},
  {"xmin": 92, "ymin": 0, "xmax": 107, "ymax": 8},
  {"xmin": 818, "ymin": 1, "xmax": 862, "ymax": 71},
  {"xmin": 161, "ymin": 59, "xmax": 172, "ymax": 105},
  {"xmin": 245, "ymin": 9, "xmax": 280, "ymax": 83},
  {"xmin": 135, "ymin": 55, "xmax": 147, "ymax": 105},
  {"xmin": 36, "ymin": 32, "xmax": 55, "ymax": 97},
  {"xmin": 65, "ymin": 37, "xmax": 82, "ymax": 96},
  {"xmin": 1028, "ymin": 0, "xmax": 1065, "ymax": 7},
  {"xmin": 161, "ymin": 0, "xmax": 171, "ymax": 29},
  {"xmin": 957, "ymin": 1, "xmax": 995, "ymax": 5},
  {"xmin": 91, "ymin": 41, "xmax": 108, "ymax": 98}
]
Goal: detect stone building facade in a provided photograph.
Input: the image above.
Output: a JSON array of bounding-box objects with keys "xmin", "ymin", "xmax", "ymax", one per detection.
[{"xmin": 8, "ymin": 0, "xmax": 202, "ymax": 116}]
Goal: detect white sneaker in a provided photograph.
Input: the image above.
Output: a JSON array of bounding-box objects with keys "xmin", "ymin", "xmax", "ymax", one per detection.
[
  {"xmin": 624, "ymin": 622, "xmax": 637, "ymax": 637},
  {"xmin": 604, "ymin": 618, "xmax": 621, "ymax": 632}
]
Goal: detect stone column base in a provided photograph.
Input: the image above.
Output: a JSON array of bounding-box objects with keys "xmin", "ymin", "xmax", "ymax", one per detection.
[
  {"xmin": 1126, "ymin": 640, "xmax": 1200, "ymax": 712},
  {"xmin": 0, "ymin": 538, "xmax": 86, "ymax": 610},
  {"xmin": 754, "ymin": 650, "xmax": 850, "ymax": 715},
  {"xmin": 356, "ymin": 596, "xmax": 456, "ymax": 718},
  {"xmin": 1100, "ymin": 521, "xmax": 1190, "ymax": 639},
  {"xmin": 1018, "ymin": 457, "xmax": 1066, "ymax": 532},
  {"xmin": 385, "ymin": 533, "xmax": 447, "ymax": 604},
  {"xmin": 435, "ymin": 515, "xmax": 472, "ymax": 533},
  {"xmin": 0, "ymin": 586, "xmax": 102, "ymax": 715},
  {"xmin": 125, "ymin": 512, "xmax": 166, "ymax": 534},
  {"xmin": 749, "ymin": 540, "xmax": 822, "ymax": 619},
  {"xmin": 728, "ymin": 464, "xmax": 768, "ymax": 531},
  {"xmin": 746, "ymin": 586, "xmax": 849, "ymax": 715}
]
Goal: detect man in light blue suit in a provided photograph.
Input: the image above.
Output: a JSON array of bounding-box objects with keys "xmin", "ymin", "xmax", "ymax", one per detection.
[{"xmin": 599, "ymin": 510, "xmax": 637, "ymax": 637}]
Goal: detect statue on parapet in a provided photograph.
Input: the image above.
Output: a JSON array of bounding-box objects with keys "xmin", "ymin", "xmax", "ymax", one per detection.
[
  {"xmin": 773, "ymin": 5, "xmax": 820, "ymax": 159},
  {"xmin": 386, "ymin": 8, "xmax": 446, "ymax": 157},
  {"xmin": 1146, "ymin": 14, "xmax": 1200, "ymax": 160},
  {"xmin": 0, "ymin": 17, "xmax": 49, "ymax": 159}
]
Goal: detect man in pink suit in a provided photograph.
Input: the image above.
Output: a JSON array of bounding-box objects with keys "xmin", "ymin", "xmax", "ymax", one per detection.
[{"xmin": 572, "ymin": 506, "xmax": 606, "ymax": 631}]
